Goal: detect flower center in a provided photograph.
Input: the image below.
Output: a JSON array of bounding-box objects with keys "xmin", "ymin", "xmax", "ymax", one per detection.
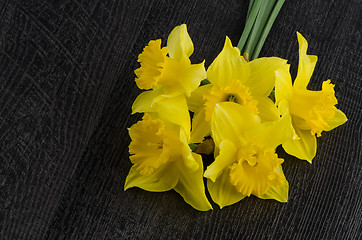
[
  {"xmin": 229, "ymin": 145, "xmax": 284, "ymax": 197},
  {"xmin": 289, "ymin": 80, "xmax": 338, "ymax": 136},
  {"xmin": 204, "ymin": 80, "xmax": 258, "ymax": 122},
  {"xmin": 134, "ymin": 39, "xmax": 168, "ymax": 90},
  {"xmin": 157, "ymin": 141, "xmax": 164, "ymax": 149},
  {"xmin": 225, "ymin": 94, "xmax": 239, "ymax": 103},
  {"xmin": 128, "ymin": 114, "xmax": 169, "ymax": 176}
]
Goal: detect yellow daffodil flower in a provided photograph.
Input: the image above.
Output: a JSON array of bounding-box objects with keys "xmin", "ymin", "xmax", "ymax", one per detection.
[
  {"xmin": 275, "ymin": 33, "xmax": 347, "ymax": 162},
  {"xmin": 132, "ymin": 24, "xmax": 206, "ymax": 115},
  {"xmin": 204, "ymin": 102, "xmax": 292, "ymax": 208},
  {"xmin": 125, "ymin": 113, "xmax": 212, "ymax": 211},
  {"xmin": 187, "ymin": 37, "xmax": 287, "ymax": 143}
]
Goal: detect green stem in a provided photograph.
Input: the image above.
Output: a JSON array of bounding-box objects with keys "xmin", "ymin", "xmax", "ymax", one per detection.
[
  {"xmin": 237, "ymin": 0, "xmax": 263, "ymax": 52},
  {"xmin": 251, "ymin": 0, "xmax": 285, "ymax": 60},
  {"xmin": 247, "ymin": 0, "xmax": 256, "ymax": 19},
  {"xmin": 237, "ymin": 0, "xmax": 285, "ymax": 60},
  {"xmin": 243, "ymin": 0, "xmax": 276, "ymax": 59}
]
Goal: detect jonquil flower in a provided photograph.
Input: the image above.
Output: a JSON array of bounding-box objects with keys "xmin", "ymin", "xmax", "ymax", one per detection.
[
  {"xmin": 275, "ymin": 32, "xmax": 347, "ymax": 162},
  {"xmin": 187, "ymin": 37, "xmax": 287, "ymax": 143},
  {"xmin": 132, "ymin": 24, "xmax": 206, "ymax": 114},
  {"xmin": 125, "ymin": 113, "xmax": 212, "ymax": 211},
  {"xmin": 204, "ymin": 102, "xmax": 292, "ymax": 208}
]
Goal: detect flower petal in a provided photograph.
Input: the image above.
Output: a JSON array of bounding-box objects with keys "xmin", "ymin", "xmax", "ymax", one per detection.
[
  {"xmin": 254, "ymin": 96, "xmax": 280, "ymax": 122},
  {"xmin": 157, "ymin": 95, "xmax": 191, "ymax": 132},
  {"xmin": 174, "ymin": 153, "xmax": 212, "ymax": 211},
  {"xmin": 246, "ymin": 57, "xmax": 288, "ymax": 97},
  {"xmin": 167, "ymin": 24, "xmax": 194, "ymax": 63},
  {"xmin": 158, "ymin": 58, "xmax": 205, "ymax": 97},
  {"xmin": 325, "ymin": 109, "xmax": 348, "ymax": 131},
  {"xmin": 207, "ymin": 37, "xmax": 249, "ymax": 86},
  {"xmin": 204, "ymin": 140, "xmax": 237, "ymax": 182},
  {"xmin": 124, "ymin": 163, "xmax": 178, "ymax": 192},
  {"xmin": 186, "ymin": 84, "xmax": 212, "ymax": 112},
  {"xmin": 132, "ymin": 90, "xmax": 158, "ymax": 114},
  {"xmin": 294, "ymin": 32, "xmax": 318, "ymax": 89},
  {"xmin": 275, "ymin": 64, "xmax": 293, "ymax": 104},
  {"xmin": 190, "ymin": 109, "xmax": 211, "ymax": 143},
  {"xmin": 207, "ymin": 169, "xmax": 245, "ymax": 208},
  {"xmin": 179, "ymin": 61, "xmax": 206, "ymax": 97},
  {"xmin": 133, "ymin": 92, "xmax": 191, "ymax": 133},
  {"xmin": 212, "ymin": 102, "xmax": 261, "ymax": 147},
  {"xmin": 282, "ymin": 127, "xmax": 317, "ymax": 162},
  {"xmin": 246, "ymin": 110, "xmax": 293, "ymax": 150},
  {"xmin": 259, "ymin": 167, "xmax": 289, "ymax": 202}
]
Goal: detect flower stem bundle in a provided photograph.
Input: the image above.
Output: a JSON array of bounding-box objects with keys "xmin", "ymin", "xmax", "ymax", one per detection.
[{"xmin": 238, "ymin": 0, "xmax": 285, "ymax": 60}]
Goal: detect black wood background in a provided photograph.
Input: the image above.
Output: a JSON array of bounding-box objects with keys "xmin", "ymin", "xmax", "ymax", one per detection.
[{"xmin": 1, "ymin": 0, "xmax": 361, "ymax": 239}]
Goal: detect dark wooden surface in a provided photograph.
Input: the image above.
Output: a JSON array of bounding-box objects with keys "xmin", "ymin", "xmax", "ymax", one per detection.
[{"xmin": 1, "ymin": 0, "xmax": 361, "ymax": 239}]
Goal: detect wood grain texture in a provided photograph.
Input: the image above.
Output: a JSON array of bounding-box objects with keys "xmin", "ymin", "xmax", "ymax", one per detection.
[{"xmin": 0, "ymin": 0, "xmax": 361, "ymax": 239}]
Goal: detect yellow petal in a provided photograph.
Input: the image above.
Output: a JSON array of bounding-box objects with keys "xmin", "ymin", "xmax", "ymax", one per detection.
[
  {"xmin": 167, "ymin": 24, "xmax": 194, "ymax": 64},
  {"xmin": 246, "ymin": 110, "xmax": 293, "ymax": 150},
  {"xmin": 174, "ymin": 153, "xmax": 212, "ymax": 211},
  {"xmin": 254, "ymin": 96, "xmax": 280, "ymax": 122},
  {"xmin": 207, "ymin": 169, "xmax": 245, "ymax": 208},
  {"xmin": 246, "ymin": 57, "xmax": 288, "ymax": 97},
  {"xmin": 190, "ymin": 109, "xmax": 211, "ymax": 143},
  {"xmin": 132, "ymin": 92, "xmax": 191, "ymax": 133},
  {"xmin": 207, "ymin": 37, "xmax": 249, "ymax": 86},
  {"xmin": 259, "ymin": 167, "xmax": 289, "ymax": 202},
  {"xmin": 211, "ymin": 102, "xmax": 261, "ymax": 147},
  {"xmin": 124, "ymin": 163, "xmax": 178, "ymax": 192},
  {"xmin": 132, "ymin": 90, "xmax": 158, "ymax": 114},
  {"xmin": 158, "ymin": 58, "xmax": 206, "ymax": 97},
  {"xmin": 179, "ymin": 61, "xmax": 206, "ymax": 97},
  {"xmin": 325, "ymin": 109, "xmax": 348, "ymax": 131},
  {"xmin": 275, "ymin": 64, "xmax": 293, "ymax": 104},
  {"xmin": 156, "ymin": 95, "xmax": 191, "ymax": 132},
  {"xmin": 186, "ymin": 84, "xmax": 212, "ymax": 112},
  {"xmin": 294, "ymin": 32, "xmax": 318, "ymax": 89},
  {"xmin": 204, "ymin": 140, "xmax": 237, "ymax": 182},
  {"xmin": 282, "ymin": 127, "xmax": 317, "ymax": 162}
]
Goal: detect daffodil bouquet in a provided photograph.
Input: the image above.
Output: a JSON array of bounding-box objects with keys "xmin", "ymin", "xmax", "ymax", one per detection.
[{"xmin": 124, "ymin": 1, "xmax": 347, "ymax": 211}]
